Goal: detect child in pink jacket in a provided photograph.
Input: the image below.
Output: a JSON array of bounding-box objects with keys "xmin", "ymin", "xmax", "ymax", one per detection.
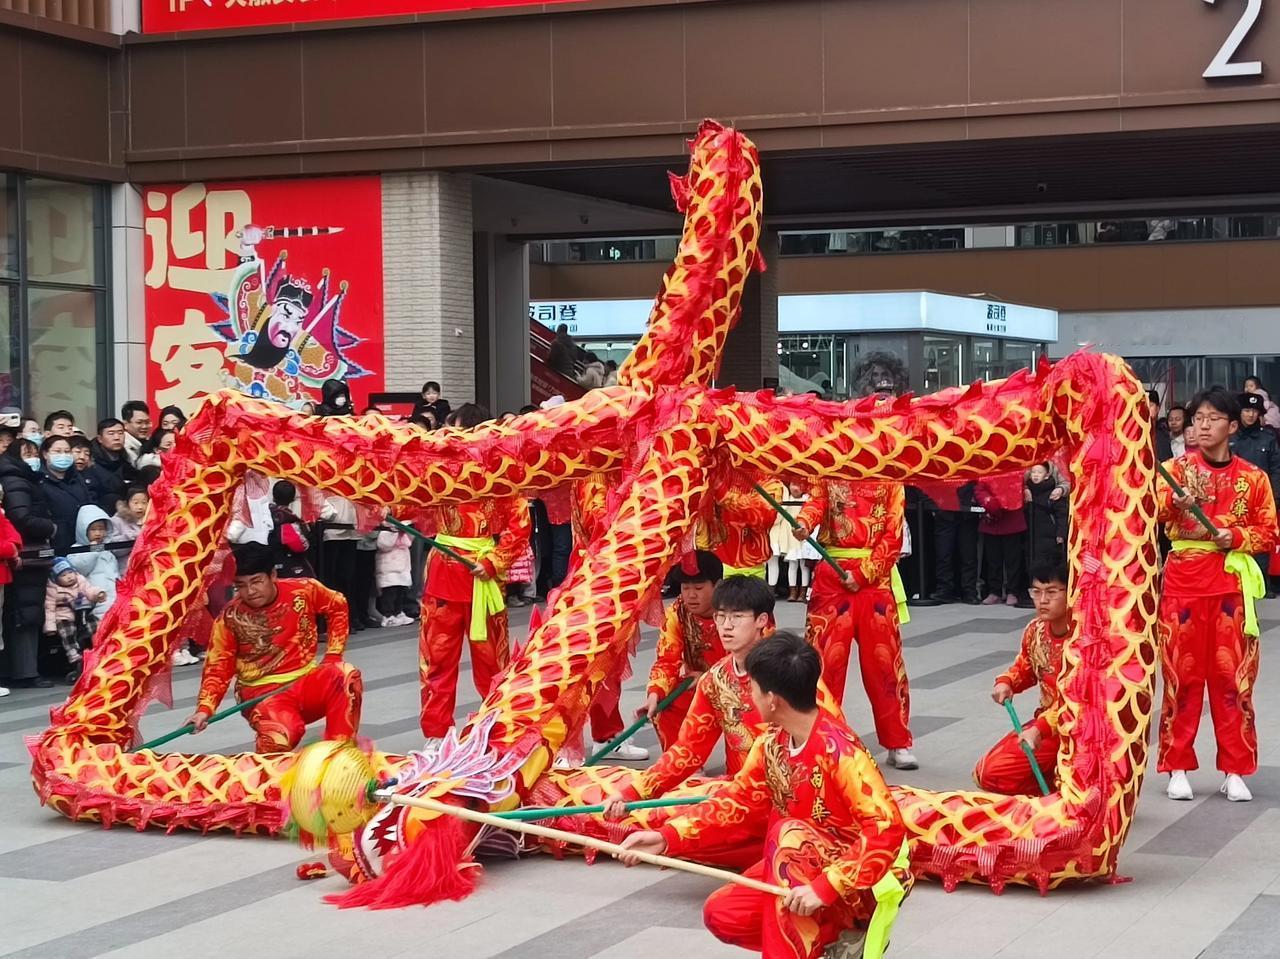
[{"xmin": 375, "ymin": 529, "xmax": 414, "ymax": 626}]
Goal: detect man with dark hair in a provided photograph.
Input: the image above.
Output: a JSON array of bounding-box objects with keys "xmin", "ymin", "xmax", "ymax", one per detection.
[
  {"xmin": 1232, "ymin": 391, "xmax": 1280, "ymax": 598},
  {"xmin": 641, "ymin": 551, "xmax": 725, "ymax": 748},
  {"xmin": 120, "ymin": 401, "xmax": 152, "ymax": 468},
  {"xmin": 618, "ymin": 631, "xmax": 910, "ymax": 959},
  {"xmin": 43, "ymin": 411, "xmax": 75, "ymax": 437},
  {"xmin": 548, "ymin": 323, "xmax": 577, "ymax": 377},
  {"xmin": 1159, "ymin": 387, "xmax": 1278, "ymax": 803},
  {"xmin": 974, "ymin": 561, "xmax": 1071, "ymax": 794},
  {"xmin": 183, "ymin": 542, "xmax": 361, "ymax": 752},
  {"xmin": 418, "ymin": 402, "xmax": 531, "ymax": 739},
  {"xmin": 85, "ymin": 418, "xmax": 134, "ymax": 513},
  {"xmin": 68, "ymin": 435, "xmax": 93, "ymax": 472}
]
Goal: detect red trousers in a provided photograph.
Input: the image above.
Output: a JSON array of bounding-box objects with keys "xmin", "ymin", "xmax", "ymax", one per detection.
[
  {"xmin": 805, "ymin": 586, "xmax": 911, "ymax": 748},
  {"xmin": 973, "ymin": 722, "xmax": 1058, "ymax": 795},
  {"xmin": 702, "ymin": 820, "xmax": 863, "ymax": 959},
  {"xmin": 419, "ymin": 596, "xmax": 510, "ymax": 738},
  {"xmin": 241, "ymin": 661, "xmax": 363, "ymax": 752},
  {"xmin": 652, "ymin": 687, "xmax": 695, "ymax": 751},
  {"xmin": 589, "ymin": 669, "xmax": 626, "ymax": 744},
  {"xmin": 1158, "ymin": 592, "xmax": 1259, "ymax": 775}
]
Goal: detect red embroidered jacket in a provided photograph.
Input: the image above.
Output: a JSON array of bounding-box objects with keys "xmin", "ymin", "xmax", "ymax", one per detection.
[
  {"xmin": 798, "ymin": 481, "xmax": 903, "ymax": 593},
  {"xmin": 1157, "ymin": 451, "xmax": 1278, "ymax": 597},
  {"xmin": 659, "ymin": 713, "xmax": 907, "ymax": 906},
  {"xmin": 424, "ymin": 499, "xmax": 532, "ymax": 602},
  {"xmin": 697, "ymin": 482, "xmax": 779, "ymax": 571},
  {"xmin": 196, "ymin": 578, "xmax": 349, "ymax": 714},
  {"xmin": 646, "ymin": 598, "xmax": 724, "ymax": 700},
  {"xmin": 997, "ymin": 618, "xmax": 1068, "ymax": 737},
  {"xmin": 637, "ymin": 653, "xmax": 842, "ymax": 800}
]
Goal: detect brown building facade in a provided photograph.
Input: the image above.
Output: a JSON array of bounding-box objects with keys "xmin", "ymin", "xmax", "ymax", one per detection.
[{"xmin": 4, "ymin": 0, "xmax": 1280, "ymax": 418}]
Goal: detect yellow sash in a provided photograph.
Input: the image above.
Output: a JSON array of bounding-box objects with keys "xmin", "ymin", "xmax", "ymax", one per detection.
[
  {"xmin": 721, "ymin": 563, "xmax": 766, "ymax": 580},
  {"xmin": 436, "ymin": 534, "xmax": 506, "ymax": 642},
  {"xmin": 240, "ymin": 662, "xmax": 315, "ymax": 690},
  {"xmin": 863, "ymin": 839, "xmax": 912, "ymax": 959},
  {"xmin": 825, "ymin": 547, "xmax": 911, "ymax": 625},
  {"xmin": 1170, "ymin": 540, "xmax": 1265, "ymax": 638}
]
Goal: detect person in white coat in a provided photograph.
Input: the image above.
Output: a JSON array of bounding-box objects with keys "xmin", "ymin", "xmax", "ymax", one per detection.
[
  {"xmin": 67, "ymin": 504, "xmax": 118, "ymax": 622},
  {"xmin": 375, "ymin": 529, "xmax": 414, "ymax": 626}
]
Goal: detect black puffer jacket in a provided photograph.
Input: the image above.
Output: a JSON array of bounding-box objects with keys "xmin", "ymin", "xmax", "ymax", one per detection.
[
  {"xmin": 85, "ymin": 439, "xmax": 131, "ymax": 513},
  {"xmin": 316, "ymin": 379, "xmax": 352, "ymax": 417},
  {"xmin": 41, "ymin": 467, "xmax": 94, "ymax": 554},
  {"xmin": 1231, "ymin": 422, "xmax": 1280, "ymax": 502},
  {"xmin": 0, "ymin": 446, "xmax": 55, "ymax": 546}
]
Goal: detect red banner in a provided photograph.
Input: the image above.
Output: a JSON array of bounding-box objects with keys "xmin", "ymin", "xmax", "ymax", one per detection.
[
  {"xmin": 143, "ymin": 0, "xmax": 578, "ymax": 34},
  {"xmin": 144, "ymin": 176, "xmax": 384, "ymax": 416}
]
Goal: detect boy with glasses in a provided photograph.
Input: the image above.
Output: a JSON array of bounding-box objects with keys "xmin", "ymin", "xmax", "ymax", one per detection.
[
  {"xmin": 1159, "ymin": 387, "xmax": 1278, "ymax": 803},
  {"xmin": 973, "ymin": 561, "xmax": 1071, "ymax": 794}
]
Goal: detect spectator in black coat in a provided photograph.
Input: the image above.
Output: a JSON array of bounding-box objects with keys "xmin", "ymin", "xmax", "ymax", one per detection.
[
  {"xmin": 39, "ymin": 436, "xmax": 93, "ymax": 555},
  {"xmin": 316, "ymin": 379, "xmax": 352, "ymax": 417},
  {"xmin": 85, "ymin": 418, "xmax": 133, "ymax": 513},
  {"xmin": 0, "ymin": 439, "xmax": 57, "ymax": 686},
  {"xmin": 411, "ymin": 381, "xmax": 451, "ymax": 425},
  {"xmin": 1150, "ymin": 389, "xmax": 1173, "ymax": 462},
  {"xmin": 1231, "ymin": 392, "xmax": 1280, "ymax": 597}
]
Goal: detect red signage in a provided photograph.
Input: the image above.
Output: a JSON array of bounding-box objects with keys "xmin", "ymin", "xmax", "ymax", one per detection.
[
  {"xmin": 143, "ymin": 0, "xmax": 578, "ymax": 34},
  {"xmin": 144, "ymin": 176, "xmax": 385, "ymax": 415}
]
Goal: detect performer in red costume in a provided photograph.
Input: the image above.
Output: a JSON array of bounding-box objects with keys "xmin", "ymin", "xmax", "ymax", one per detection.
[
  {"xmin": 418, "ymin": 404, "xmax": 532, "ymax": 739},
  {"xmin": 795, "ymin": 480, "xmax": 914, "ymax": 770},
  {"xmin": 617, "ymin": 632, "xmax": 911, "ymax": 959},
  {"xmin": 973, "ymin": 561, "xmax": 1071, "ymax": 794},
  {"xmin": 1157, "ymin": 387, "xmax": 1278, "ymax": 804},
  {"xmin": 185, "ymin": 542, "xmax": 361, "ymax": 752},
  {"xmin": 639, "ymin": 550, "xmax": 725, "ymax": 750},
  {"xmin": 699, "ymin": 481, "xmax": 780, "ymax": 579}
]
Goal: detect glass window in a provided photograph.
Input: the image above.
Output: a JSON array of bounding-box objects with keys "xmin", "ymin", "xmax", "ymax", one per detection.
[
  {"xmin": 0, "ymin": 284, "xmax": 18, "ymax": 409},
  {"xmin": 1204, "ymin": 356, "xmax": 1253, "ymax": 393},
  {"xmin": 922, "ymin": 335, "xmax": 962, "ymax": 393},
  {"xmin": 1003, "ymin": 341, "xmax": 1039, "ymax": 378},
  {"xmin": 0, "ymin": 174, "xmax": 15, "ymax": 279},
  {"xmin": 25, "ymin": 178, "xmax": 101, "ymax": 286},
  {"xmin": 27, "ymin": 287, "xmax": 101, "ymax": 429},
  {"xmin": 971, "ymin": 338, "xmax": 1000, "ymax": 382}
]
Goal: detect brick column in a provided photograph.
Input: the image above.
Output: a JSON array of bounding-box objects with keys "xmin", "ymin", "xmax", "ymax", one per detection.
[
  {"xmin": 716, "ymin": 229, "xmax": 779, "ymax": 392},
  {"xmin": 381, "ymin": 172, "xmax": 475, "ymax": 404}
]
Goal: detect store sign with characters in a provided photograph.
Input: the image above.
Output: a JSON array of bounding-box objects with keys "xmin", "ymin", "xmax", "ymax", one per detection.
[{"xmin": 143, "ymin": 0, "xmax": 577, "ymax": 33}]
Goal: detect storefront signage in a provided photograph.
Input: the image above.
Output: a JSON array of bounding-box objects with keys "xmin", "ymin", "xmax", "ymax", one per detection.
[
  {"xmin": 144, "ymin": 176, "xmax": 385, "ymax": 413},
  {"xmin": 531, "ymin": 292, "xmax": 1058, "ymax": 343},
  {"xmin": 143, "ymin": 0, "xmax": 577, "ymax": 34},
  {"xmin": 1203, "ymin": 0, "xmax": 1264, "ymax": 78}
]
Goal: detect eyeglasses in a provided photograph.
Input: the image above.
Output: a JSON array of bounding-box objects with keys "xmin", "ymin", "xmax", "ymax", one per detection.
[
  {"xmin": 1191, "ymin": 414, "xmax": 1229, "ymax": 426},
  {"xmin": 713, "ymin": 611, "xmax": 757, "ymax": 626},
  {"xmin": 1029, "ymin": 587, "xmax": 1066, "ymax": 598}
]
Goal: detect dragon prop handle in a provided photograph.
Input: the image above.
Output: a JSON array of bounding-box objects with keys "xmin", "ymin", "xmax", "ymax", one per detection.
[{"xmin": 31, "ymin": 121, "xmax": 1157, "ymax": 894}]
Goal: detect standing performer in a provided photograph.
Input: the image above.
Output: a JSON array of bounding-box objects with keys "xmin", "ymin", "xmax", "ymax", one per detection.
[
  {"xmin": 699, "ymin": 481, "xmax": 779, "ymax": 579},
  {"xmin": 639, "ymin": 550, "xmax": 725, "ymax": 750},
  {"xmin": 184, "ymin": 542, "xmax": 362, "ymax": 751},
  {"xmin": 973, "ymin": 561, "xmax": 1071, "ymax": 794},
  {"xmin": 418, "ymin": 404, "xmax": 532, "ymax": 739},
  {"xmin": 1158, "ymin": 387, "xmax": 1278, "ymax": 803},
  {"xmin": 617, "ymin": 632, "xmax": 911, "ymax": 959},
  {"xmin": 795, "ymin": 480, "xmax": 914, "ymax": 770}
]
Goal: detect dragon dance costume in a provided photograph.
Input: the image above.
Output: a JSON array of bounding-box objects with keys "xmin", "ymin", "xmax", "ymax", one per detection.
[
  {"xmin": 418, "ymin": 498, "xmax": 531, "ymax": 738},
  {"xmin": 658, "ymin": 713, "xmax": 911, "ymax": 959},
  {"xmin": 698, "ymin": 483, "xmax": 779, "ymax": 579},
  {"xmin": 973, "ymin": 618, "xmax": 1066, "ymax": 795},
  {"xmin": 1156, "ymin": 450, "xmax": 1278, "ymax": 775},
  {"xmin": 799, "ymin": 481, "xmax": 912, "ymax": 748},
  {"xmin": 646, "ymin": 597, "xmax": 724, "ymax": 749},
  {"xmin": 196, "ymin": 578, "xmax": 361, "ymax": 752}
]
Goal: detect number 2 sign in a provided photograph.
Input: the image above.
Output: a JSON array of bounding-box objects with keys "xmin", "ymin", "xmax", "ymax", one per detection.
[{"xmin": 1203, "ymin": 0, "xmax": 1264, "ymax": 78}]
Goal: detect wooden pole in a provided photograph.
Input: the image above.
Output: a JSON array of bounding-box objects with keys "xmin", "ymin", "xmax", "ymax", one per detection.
[{"xmin": 378, "ymin": 791, "xmax": 787, "ymax": 896}]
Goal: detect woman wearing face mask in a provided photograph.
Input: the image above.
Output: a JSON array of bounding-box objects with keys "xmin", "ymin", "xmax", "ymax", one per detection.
[
  {"xmin": 316, "ymin": 379, "xmax": 352, "ymax": 417},
  {"xmin": 39, "ymin": 436, "xmax": 93, "ymax": 555},
  {"xmin": 20, "ymin": 418, "xmax": 44, "ymax": 447},
  {"xmin": 0, "ymin": 437, "xmax": 57, "ymax": 687}
]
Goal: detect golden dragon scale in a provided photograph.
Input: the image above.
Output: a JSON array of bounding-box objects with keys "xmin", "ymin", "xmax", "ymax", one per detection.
[{"xmin": 30, "ymin": 120, "xmax": 1157, "ymax": 893}]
